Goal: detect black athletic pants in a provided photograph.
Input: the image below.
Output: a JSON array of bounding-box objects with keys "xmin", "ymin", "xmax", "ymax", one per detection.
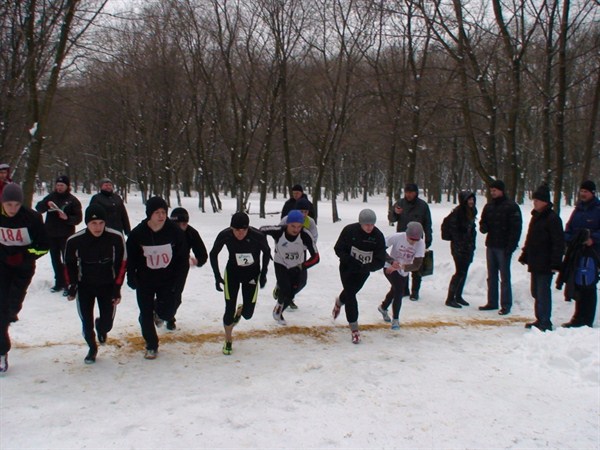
[
  {"xmin": 136, "ymin": 283, "xmax": 177, "ymax": 351},
  {"xmin": 338, "ymin": 267, "xmax": 370, "ymax": 324},
  {"xmin": 382, "ymin": 270, "xmax": 409, "ymax": 320},
  {"xmin": 223, "ymin": 268, "xmax": 259, "ymax": 326},
  {"xmin": 274, "ymin": 263, "xmax": 307, "ymax": 311},
  {"xmin": 76, "ymin": 283, "xmax": 115, "ymax": 349},
  {"xmin": 0, "ymin": 262, "xmax": 35, "ymax": 354},
  {"xmin": 49, "ymin": 236, "xmax": 67, "ymax": 289}
]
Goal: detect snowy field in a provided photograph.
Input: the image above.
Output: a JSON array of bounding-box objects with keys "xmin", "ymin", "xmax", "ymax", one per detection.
[{"xmin": 1, "ymin": 190, "xmax": 598, "ymax": 449}]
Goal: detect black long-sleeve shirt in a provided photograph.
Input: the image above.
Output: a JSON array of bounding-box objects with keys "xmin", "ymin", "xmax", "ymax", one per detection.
[{"xmin": 210, "ymin": 227, "xmax": 271, "ymax": 281}]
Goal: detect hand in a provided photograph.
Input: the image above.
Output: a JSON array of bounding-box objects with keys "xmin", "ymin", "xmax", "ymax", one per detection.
[
  {"xmin": 391, "ymin": 261, "xmax": 401, "ymax": 270},
  {"xmin": 215, "ymin": 275, "xmax": 225, "ymax": 292},
  {"xmin": 189, "ymin": 256, "xmax": 198, "ymax": 266},
  {"xmin": 127, "ymin": 276, "xmax": 137, "ymax": 290},
  {"xmin": 260, "ymin": 273, "xmax": 267, "ymax": 289},
  {"xmin": 385, "ymin": 266, "xmax": 396, "ymax": 275},
  {"xmin": 67, "ymin": 284, "xmax": 77, "ymax": 299},
  {"xmin": 112, "ymin": 285, "xmax": 122, "ymax": 303},
  {"xmin": 57, "ymin": 210, "xmax": 67, "ymax": 220},
  {"xmin": 518, "ymin": 254, "xmax": 526, "ymax": 265},
  {"xmin": 394, "ymin": 205, "xmax": 403, "ymax": 215}
]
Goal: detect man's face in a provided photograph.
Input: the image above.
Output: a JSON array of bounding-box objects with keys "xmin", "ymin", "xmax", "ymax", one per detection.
[
  {"xmin": 579, "ymin": 189, "xmax": 594, "ymax": 202},
  {"xmin": 404, "ymin": 191, "xmax": 417, "ymax": 201},
  {"xmin": 232, "ymin": 227, "xmax": 249, "ymax": 240},
  {"xmin": 175, "ymin": 221, "xmax": 188, "ymax": 231},
  {"xmin": 148, "ymin": 208, "xmax": 167, "ymax": 228},
  {"xmin": 467, "ymin": 197, "xmax": 475, "ymax": 208},
  {"xmin": 2, "ymin": 201, "xmax": 20, "ymax": 217},
  {"xmin": 286, "ymin": 222, "xmax": 303, "ymax": 236},
  {"xmin": 55, "ymin": 182, "xmax": 67, "ymax": 194},
  {"xmin": 101, "ymin": 182, "xmax": 113, "ymax": 192},
  {"xmin": 88, "ymin": 220, "xmax": 105, "ymax": 237},
  {"xmin": 532, "ymin": 199, "xmax": 548, "ymax": 212},
  {"xmin": 0, "ymin": 169, "xmax": 8, "ymax": 182},
  {"xmin": 490, "ymin": 188, "xmax": 503, "ymax": 199},
  {"xmin": 292, "ymin": 190, "xmax": 303, "ymax": 200},
  {"xmin": 360, "ymin": 223, "xmax": 375, "ymax": 234}
]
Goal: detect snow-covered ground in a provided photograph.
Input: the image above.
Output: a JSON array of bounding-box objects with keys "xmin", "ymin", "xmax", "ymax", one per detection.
[{"xmin": 1, "ymin": 190, "xmax": 598, "ymax": 449}]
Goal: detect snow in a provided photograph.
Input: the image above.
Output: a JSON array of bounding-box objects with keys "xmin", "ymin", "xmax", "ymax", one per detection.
[{"xmin": 1, "ymin": 191, "xmax": 599, "ymax": 449}]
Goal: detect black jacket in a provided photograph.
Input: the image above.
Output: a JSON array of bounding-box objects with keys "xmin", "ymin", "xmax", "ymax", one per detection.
[
  {"xmin": 442, "ymin": 191, "xmax": 477, "ymax": 259},
  {"xmin": 281, "ymin": 194, "xmax": 316, "ymax": 220},
  {"xmin": 35, "ymin": 191, "xmax": 82, "ymax": 238},
  {"xmin": 126, "ymin": 219, "xmax": 188, "ymax": 290},
  {"xmin": 210, "ymin": 227, "xmax": 271, "ymax": 280},
  {"xmin": 389, "ymin": 196, "xmax": 432, "ymax": 248},
  {"xmin": 334, "ymin": 222, "xmax": 387, "ymax": 274},
  {"xmin": 0, "ymin": 206, "xmax": 49, "ymax": 267},
  {"xmin": 64, "ymin": 227, "xmax": 126, "ymax": 287},
  {"xmin": 519, "ymin": 206, "xmax": 564, "ymax": 274},
  {"xmin": 89, "ymin": 190, "xmax": 131, "ymax": 235},
  {"xmin": 184, "ymin": 225, "xmax": 208, "ymax": 267},
  {"xmin": 479, "ymin": 195, "xmax": 522, "ymax": 252}
]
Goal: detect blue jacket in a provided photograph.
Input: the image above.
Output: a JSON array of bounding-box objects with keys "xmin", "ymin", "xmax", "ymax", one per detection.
[{"xmin": 565, "ymin": 196, "xmax": 600, "ymax": 253}]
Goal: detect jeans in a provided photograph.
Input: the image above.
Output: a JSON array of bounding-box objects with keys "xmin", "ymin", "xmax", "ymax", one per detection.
[
  {"xmin": 486, "ymin": 247, "xmax": 513, "ymax": 310},
  {"xmin": 530, "ymin": 273, "xmax": 553, "ymax": 327}
]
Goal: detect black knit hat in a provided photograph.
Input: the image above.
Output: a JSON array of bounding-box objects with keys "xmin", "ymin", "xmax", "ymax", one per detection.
[
  {"xmin": 145, "ymin": 196, "xmax": 168, "ymax": 218},
  {"xmin": 291, "ymin": 184, "xmax": 304, "ymax": 192},
  {"xmin": 404, "ymin": 183, "xmax": 418, "ymax": 193},
  {"xmin": 230, "ymin": 212, "xmax": 249, "ymax": 229},
  {"xmin": 170, "ymin": 207, "xmax": 189, "ymax": 223},
  {"xmin": 532, "ymin": 184, "xmax": 551, "ymax": 203},
  {"xmin": 85, "ymin": 204, "xmax": 107, "ymax": 224},
  {"xmin": 490, "ymin": 179, "xmax": 505, "ymax": 192},
  {"xmin": 56, "ymin": 175, "xmax": 70, "ymax": 187},
  {"xmin": 2, "ymin": 183, "xmax": 23, "ymax": 203},
  {"xmin": 580, "ymin": 180, "xmax": 596, "ymax": 194}
]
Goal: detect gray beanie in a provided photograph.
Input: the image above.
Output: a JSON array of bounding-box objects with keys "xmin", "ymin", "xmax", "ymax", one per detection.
[
  {"xmin": 406, "ymin": 221, "xmax": 423, "ymax": 240},
  {"xmin": 358, "ymin": 209, "xmax": 377, "ymax": 225},
  {"xmin": 2, "ymin": 183, "xmax": 23, "ymax": 203}
]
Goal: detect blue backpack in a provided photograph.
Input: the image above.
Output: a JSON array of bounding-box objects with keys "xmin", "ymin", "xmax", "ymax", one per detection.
[{"xmin": 575, "ymin": 256, "xmax": 599, "ymax": 287}]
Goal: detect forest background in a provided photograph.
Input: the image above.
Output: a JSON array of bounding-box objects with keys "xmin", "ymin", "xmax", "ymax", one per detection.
[{"xmin": 0, "ymin": 0, "xmax": 599, "ymax": 221}]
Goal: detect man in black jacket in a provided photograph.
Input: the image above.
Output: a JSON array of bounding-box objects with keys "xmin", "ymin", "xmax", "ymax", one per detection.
[
  {"xmin": 388, "ymin": 183, "xmax": 432, "ymax": 300},
  {"xmin": 65, "ymin": 204, "xmax": 127, "ymax": 363},
  {"xmin": 126, "ymin": 197, "xmax": 188, "ymax": 360},
  {"xmin": 281, "ymin": 184, "xmax": 315, "ymax": 220},
  {"xmin": 479, "ymin": 180, "xmax": 522, "ymax": 315},
  {"xmin": 89, "ymin": 178, "xmax": 131, "ymax": 235},
  {"xmin": 518, "ymin": 185, "xmax": 564, "ymax": 331},
  {"xmin": 35, "ymin": 175, "xmax": 82, "ymax": 294}
]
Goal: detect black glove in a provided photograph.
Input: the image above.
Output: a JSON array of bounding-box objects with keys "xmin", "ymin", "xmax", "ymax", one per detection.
[
  {"xmin": 112, "ymin": 285, "xmax": 122, "ymax": 300},
  {"xmin": 127, "ymin": 273, "xmax": 137, "ymax": 290},
  {"xmin": 518, "ymin": 253, "xmax": 526, "ymax": 265},
  {"xmin": 215, "ymin": 274, "xmax": 225, "ymax": 292},
  {"xmin": 67, "ymin": 284, "xmax": 78, "ymax": 298},
  {"xmin": 260, "ymin": 272, "xmax": 267, "ymax": 288}
]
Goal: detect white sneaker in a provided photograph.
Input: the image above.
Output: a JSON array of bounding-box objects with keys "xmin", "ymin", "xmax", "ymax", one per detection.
[
  {"xmin": 351, "ymin": 330, "xmax": 361, "ymax": 344},
  {"xmin": 0, "ymin": 354, "xmax": 8, "ymax": 373},
  {"xmin": 391, "ymin": 319, "xmax": 400, "ymax": 330},
  {"xmin": 272, "ymin": 304, "xmax": 287, "ymax": 325},
  {"xmin": 144, "ymin": 349, "xmax": 158, "ymax": 360},
  {"xmin": 378, "ymin": 305, "xmax": 391, "ymax": 322},
  {"xmin": 153, "ymin": 312, "xmax": 164, "ymax": 328}
]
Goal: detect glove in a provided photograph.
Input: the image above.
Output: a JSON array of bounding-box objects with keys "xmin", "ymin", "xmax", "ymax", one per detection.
[
  {"xmin": 127, "ymin": 274, "xmax": 137, "ymax": 290},
  {"xmin": 215, "ymin": 275, "xmax": 225, "ymax": 292},
  {"xmin": 259, "ymin": 272, "xmax": 267, "ymax": 289},
  {"xmin": 112, "ymin": 285, "xmax": 122, "ymax": 301},
  {"xmin": 518, "ymin": 253, "xmax": 526, "ymax": 265},
  {"xmin": 67, "ymin": 284, "xmax": 78, "ymax": 298}
]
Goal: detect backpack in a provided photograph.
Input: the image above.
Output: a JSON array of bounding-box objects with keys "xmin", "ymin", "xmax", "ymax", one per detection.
[
  {"xmin": 575, "ymin": 256, "xmax": 599, "ymax": 287},
  {"xmin": 441, "ymin": 214, "xmax": 452, "ymax": 241}
]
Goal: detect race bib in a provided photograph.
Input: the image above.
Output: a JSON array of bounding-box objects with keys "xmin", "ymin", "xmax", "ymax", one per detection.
[
  {"xmin": 0, "ymin": 227, "xmax": 32, "ymax": 247},
  {"xmin": 351, "ymin": 246, "xmax": 373, "ymax": 264},
  {"xmin": 142, "ymin": 243, "xmax": 173, "ymax": 269},
  {"xmin": 283, "ymin": 251, "xmax": 301, "ymax": 262},
  {"xmin": 235, "ymin": 253, "xmax": 255, "ymax": 267}
]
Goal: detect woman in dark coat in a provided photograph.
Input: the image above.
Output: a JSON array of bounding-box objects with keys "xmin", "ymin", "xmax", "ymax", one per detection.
[{"xmin": 441, "ymin": 190, "xmax": 477, "ymax": 308}]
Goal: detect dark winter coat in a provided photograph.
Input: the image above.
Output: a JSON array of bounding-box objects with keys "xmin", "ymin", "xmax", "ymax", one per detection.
[
  {"xmin": 126, "ymin": 219, "xmax": 188, "ymax": 291},
  {"xmin": 35, "ymin": 191, "xmax": 82, "ymax": 238},
  {"xmin": 281, "ymin": 193, "xmax": 316, "ymax": 220},
  {"xmin": 556, "ymin": 229, "xmax": 600, "ymax": 300},
  {"xmin": 334, "ymin": 222, "xmax": 387, "ymax": 274},
  {"xmin": 89, "ymin": 190, "xmax": 131, "ymax": 235},
  {"xmin": 183, "ymin": 225, "xmax": 208, "ymax": 267},
  {"xmin": 0, "ymin": 206, "xmax": 49, "ymax": 267},
  {"xmin": 564, "ymin": 196, "xmax": 600, "ymax": 254},
  {"xmin": 442, "ymin": 191, "xmax": 477, "ymax": 260},
  {"xmin": 518, "ymin": 206, "xmax": 564, "ymax": 274},
  {"xmin": 479, "ymin": 195, "xmax": 522, "ymax": 252},
  {"xmin": 64, "ymin": 227, "xmax": 126, "ymax": 287},
  {"xmin": 389, "ymin": 195, "xmax": 433, "ymax": 247},
  {"xmin": 210, "ymin": 227, "xmax": 271, "ymax": 281}
]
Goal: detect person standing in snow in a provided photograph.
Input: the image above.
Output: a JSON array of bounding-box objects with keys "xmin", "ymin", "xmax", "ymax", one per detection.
[
  {"xmin": 210, "ymin": 212, "xmax": 271, "ymax": 355},
  {"xmin": 278, "ymin": 197, "xmax": 318, "ymax": 309},
  {"xmin": 168, "ymin": 207, "xmax": 208, "ymax": 331},
  {"xmin": 560, "ymin": 180, "xmax": 600, "ymax": 328},
  {"xmin": 333, "ymin": 208, "xmax": 387, "ymax": 344},
  {"xmin": 0, "ymin": 184, "xmax": 49, "ymax": 372},
  {"xmin": 64, "ymin": 204, "xmax": 127, "ymax": 363},
  {"xmin": 35, "ymin": 175, "xmax": 82, "ymax": 295},
  {"xmin": 441, "ymin": 190, "xmax": 477, "ymax": 309},
  {"xmin": 89, "ymin": 178, "xmax": 131, "ymax": 236},
  {"xmin": 377, "ymin": 222, "xmax": 425, "ymax": 330},
  {"xmin": 0, "ymin": 163, "xmax": 12, "ymax": 199},
  {"xmin": 126, "ymin": 197, "xmax": 188, "ymax": 360},
  {"xmin": 478, "ymin": 180, "xmax": 522, "ymax": 315},
  {"xmin": 387, "ymin": 183, "xmax": 432, "ymax": 301},
  {"xmin": 518, "ymin": 185, "xmax": 564, "ymax": 332},
  {"xmin": 260, "ymin": 210, "xmax": 319, "ymax": 326},
  {"xmin": 281, "ymin": 184, "xmax": 315, "ymax": 220}
]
